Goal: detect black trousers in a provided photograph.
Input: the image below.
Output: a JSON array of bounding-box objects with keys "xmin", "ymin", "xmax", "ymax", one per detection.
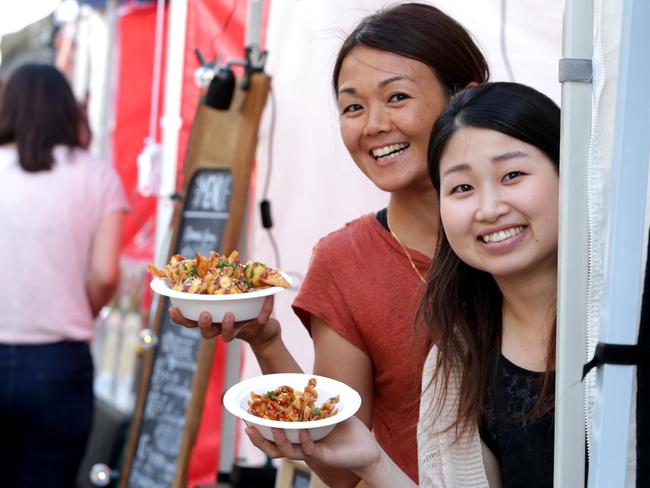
[{"xmin": 0, "ymin": 341, "xmax": 94, "ymax": 488}]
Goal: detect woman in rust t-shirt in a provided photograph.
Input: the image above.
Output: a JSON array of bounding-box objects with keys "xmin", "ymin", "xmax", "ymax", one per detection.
[{"xmin": 170, "ymin": 4, "xmax": 489, "ymax": 485}]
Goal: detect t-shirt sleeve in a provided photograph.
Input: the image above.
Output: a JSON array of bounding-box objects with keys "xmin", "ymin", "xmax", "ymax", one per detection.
[
  {"xmin": 292, "ymin": 237, "xmax": 369, "ymax": 355},
  {"xmin": 97, "ymin": 162, "xmax": 130, "ymax": 218}
]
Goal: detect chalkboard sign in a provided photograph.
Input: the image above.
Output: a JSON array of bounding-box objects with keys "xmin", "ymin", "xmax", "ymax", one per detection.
[
  {"xmin": 124, "ymin": 168, "xmax": 232, "ymax": 488},
  {"xmin": 178, "ymin": 169, "xmax": 232, "ymax": 257},
  {"xmin": 127, "ymin": 325, "xmax": 199, "ymax": 487}
]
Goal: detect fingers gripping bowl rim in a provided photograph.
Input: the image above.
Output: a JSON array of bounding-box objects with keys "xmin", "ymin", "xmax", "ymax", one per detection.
[
  {"xmin": 223, "ymin": 373, "xmax": 362, "ymax": 443},
  {"xmin": 149, "ymin": 272, "xmax": 293, "ymax": 321}
]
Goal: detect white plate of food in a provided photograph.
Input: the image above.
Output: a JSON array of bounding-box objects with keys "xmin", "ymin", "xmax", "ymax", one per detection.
[{"xmin": 223, "ymin": 373, "xmax": 362, "ymax": 443}]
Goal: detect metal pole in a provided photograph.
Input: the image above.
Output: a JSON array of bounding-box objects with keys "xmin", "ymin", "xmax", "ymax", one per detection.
[
  {"xmin": 244, "ymin": 0, "xmax": 265, "ymax": 69},
  {"xmin": 555, "ymin": 0, "xmax": 592, "ymax": 485},
  {"xmin": 154, "ymin": 0, "xmax": 188, "ymax": 265},
  {"xmin": 95, "ymin": 0, "xmax": 118, "ymax": 164},
  {"xmin": 245, "ymin": 0, "xmax": 264, "ymax": 49}
]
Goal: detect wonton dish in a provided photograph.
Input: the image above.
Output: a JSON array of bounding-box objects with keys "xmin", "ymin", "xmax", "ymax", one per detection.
[
  {"xmin": 147, "ymin": 250, "xmax": 291, "ymax": 295},
  {"xmin": 247, "ymin": 378, "xmax": 340, "ymax": 422}
]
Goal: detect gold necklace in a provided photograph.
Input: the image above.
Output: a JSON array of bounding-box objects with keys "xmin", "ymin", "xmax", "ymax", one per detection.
[{"xmin": 386, "ymin": 211, "xmax": 427, "ymax": 284}]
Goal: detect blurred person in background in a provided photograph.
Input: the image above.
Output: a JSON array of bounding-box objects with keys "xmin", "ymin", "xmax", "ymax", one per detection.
[{"xmin": 0, "ymin": 63, "xmax": 129, "ymax": 488}]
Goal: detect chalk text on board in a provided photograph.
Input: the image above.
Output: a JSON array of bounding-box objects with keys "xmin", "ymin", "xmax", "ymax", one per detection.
[{"xmin": 190, "ymin": 172, "xmax": 232, "ymax": 212}]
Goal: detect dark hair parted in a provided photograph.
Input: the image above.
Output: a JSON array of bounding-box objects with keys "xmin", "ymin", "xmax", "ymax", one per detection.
[
  {"xmin": 332, "ymin": 3, "xmax": 489, "ymax": 96},
  {"xmin": 0, "ymin": 63, "xmax": 83, "ymax": 172},
  {"xmin": 423, "ymin": 82, "xmax": 561, "ymax": 435}
]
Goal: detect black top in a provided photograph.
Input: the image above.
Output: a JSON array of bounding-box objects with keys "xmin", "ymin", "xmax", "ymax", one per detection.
[
  {"xmin": 376, "ymin": 208, "xmax": 389, "ymax": 231},
  {"xmin": 479, "ymin": 355, "xmax": 555, "ymax": 488}
]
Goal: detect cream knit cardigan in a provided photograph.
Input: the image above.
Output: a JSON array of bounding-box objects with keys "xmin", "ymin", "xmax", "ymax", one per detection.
[{"xmin": 417, "ymin": 347, "xmax": 491, "ymax": 487}]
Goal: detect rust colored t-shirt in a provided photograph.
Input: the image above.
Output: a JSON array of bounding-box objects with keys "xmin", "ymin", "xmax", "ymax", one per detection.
[{"xmin": 292, "ymin": 213, "xmax": 431, "ymax": 483}]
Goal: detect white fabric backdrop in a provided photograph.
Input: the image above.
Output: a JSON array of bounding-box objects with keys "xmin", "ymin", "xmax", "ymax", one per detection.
[
  {"xmin": 238, "ymin": 0, "xmax": 563, "ymax": 464},
  {"xmin": 587, "ymin": 0, "xmax": 642, "ymax": 485}
]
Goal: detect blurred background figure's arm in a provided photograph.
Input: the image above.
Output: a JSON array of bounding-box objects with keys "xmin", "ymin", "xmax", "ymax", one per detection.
[{"xmin": 87, "ymin": 211, "xmax": 125, "ymax": 316}]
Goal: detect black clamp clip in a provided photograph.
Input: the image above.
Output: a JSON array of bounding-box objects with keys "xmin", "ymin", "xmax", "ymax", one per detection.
[{"xmin": 582, "ymin": 342, "xmax": 647, "ymax": 380}]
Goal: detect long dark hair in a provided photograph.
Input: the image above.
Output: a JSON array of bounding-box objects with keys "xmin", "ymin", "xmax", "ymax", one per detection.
[
  {"xmin": 332, "ymin": 3, "xmax": 489, "ymax": 96},
  {"xmin": 0, "ymin": 63, "xmax": 83, "ymax": 172},
  {"xmin": 423, "ymin": 82, "xmax": 561, "ymax": 434}
]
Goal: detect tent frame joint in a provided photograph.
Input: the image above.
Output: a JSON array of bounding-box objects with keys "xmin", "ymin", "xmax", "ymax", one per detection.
[{"xmin": 559, "ymin": 58, "xmax": 593, "ymax": 83}]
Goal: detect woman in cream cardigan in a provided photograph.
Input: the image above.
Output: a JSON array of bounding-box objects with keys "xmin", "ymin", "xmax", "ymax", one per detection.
[{"xmin": 247, "ymin": 82, "xmax": 560, "ymax": 488}]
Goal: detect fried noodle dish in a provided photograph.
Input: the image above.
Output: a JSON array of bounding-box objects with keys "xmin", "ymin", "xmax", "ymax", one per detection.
[
  {"xmin": 147, "ymin": 250, "xmax": 291, "ymax": 295},
  {"xmin": 247, "ymin": 378, "xmax": 340, "ymax": 422}
]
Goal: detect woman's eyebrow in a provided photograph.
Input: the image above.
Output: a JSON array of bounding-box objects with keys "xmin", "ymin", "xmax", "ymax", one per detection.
[
  {"xmin": 492, "ymin": 150, "xmax": 528, "ymax": 162},
  {"xmin": 442, "ymin": 162, "xmax": 470, "ymax": 176},
  {"xmin": 338, "ymin": 86, "xmax": 356, "ymax": 96},
  {"xmin": 378, "ymin": 75, "xmax": 413, "ymax": 88},
  {"xmin": 338, "ymin": 75, "xmax": 415, "ymax": 97},
  {"xmin": 442, "ymin": 150, "xmax": 529, "ymax": 176}
]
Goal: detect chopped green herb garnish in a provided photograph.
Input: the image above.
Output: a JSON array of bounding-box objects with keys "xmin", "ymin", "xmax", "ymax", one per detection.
[
  {"xmin": 312, "ymin": 407, "xmax": 320, "ymax": 416},
  {"xmin": 192, "ymin": 265, "xmax": 198, "ymax": 276}
]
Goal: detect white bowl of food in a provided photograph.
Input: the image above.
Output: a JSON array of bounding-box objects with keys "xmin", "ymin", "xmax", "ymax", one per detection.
[
  {"xmin": 150, "ymin": 276, "xmax": 290, "ymax": 321},
  {"xmin": 148, "ymin": 251, "xmax": 292, "ymax": 322},
  {"xmin": 223, "ymin": 373, "xmax": 362, "ymax": 443}
]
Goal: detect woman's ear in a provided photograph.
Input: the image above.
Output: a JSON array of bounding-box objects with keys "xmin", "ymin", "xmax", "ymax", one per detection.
[{"xmin": 465, "ymin": 81, "xmax": 479, "ymax": 89}]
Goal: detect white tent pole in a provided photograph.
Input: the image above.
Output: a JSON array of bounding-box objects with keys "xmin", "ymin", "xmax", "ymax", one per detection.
[
  {"xmin": 588, "ymin": 0, "xmax": 650, "ymax": 485},
  {"xmin": 95, "ymin": 0, "xmax": 118, "ymax": 164},
  {"xmin": 245, "ymin": 0, "xmax": 264, "ymax": 50},
  {"xmin": 555, "ymin": 0, "xmax": 592, "ymax": 486},
  {"xmin": 71, "ymin": 8, "xmax": 90, "ymax": 104},
  {"xmin": 154, "ymin": 0, "xmax": 188, "ymax": 265}
]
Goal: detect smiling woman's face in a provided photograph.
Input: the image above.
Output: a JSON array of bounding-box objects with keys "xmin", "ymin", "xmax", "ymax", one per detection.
[
  {"xmin": 438, "ymin": 126, "xmax": 559, "ymax": 279},
  {"xmin": 336, "ymin": 46, "xmax": 448, "ymax": 194}
]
